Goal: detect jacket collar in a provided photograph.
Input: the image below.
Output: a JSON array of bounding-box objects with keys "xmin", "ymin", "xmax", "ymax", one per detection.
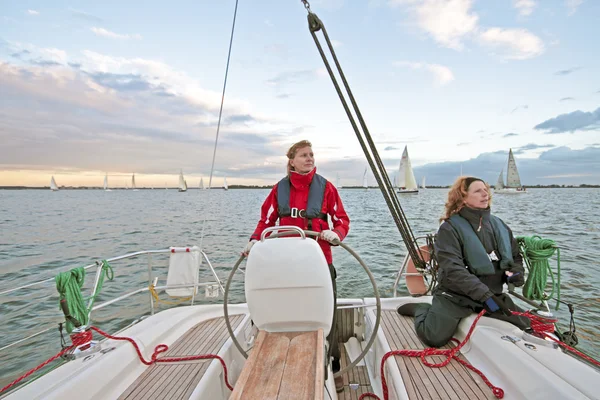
[
  {"xmin": 459, "ymin": 206, "xmax": 491, "ymax": 226},
  {"xmin": 289, "ymin": 167, "xmax": 317, "ymax": 188}
]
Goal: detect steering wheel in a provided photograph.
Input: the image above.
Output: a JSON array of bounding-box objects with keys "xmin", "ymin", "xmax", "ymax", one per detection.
[{"xmin": 223, "ymin": 227, "xmax": 381, "ymax": 379}]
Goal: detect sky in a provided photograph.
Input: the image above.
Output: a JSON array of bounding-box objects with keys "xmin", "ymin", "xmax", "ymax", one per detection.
[{"xmin": 1, "ymin": 0, "xmax": 599, "ymax": 187}]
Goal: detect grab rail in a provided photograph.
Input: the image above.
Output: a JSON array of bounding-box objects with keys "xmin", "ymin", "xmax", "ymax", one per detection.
[{"xmin": 0, "ymin": 247, "xmax": 225, "ymax": 355}]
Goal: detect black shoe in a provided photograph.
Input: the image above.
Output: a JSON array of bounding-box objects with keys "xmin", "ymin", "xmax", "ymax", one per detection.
[
  {"xmin": 332, "ymin": 358, "xmax": 340, "ymax": 373},
  {"xmin": 396, "ymin": 303, "xmax": 425, "ymax": 317}
]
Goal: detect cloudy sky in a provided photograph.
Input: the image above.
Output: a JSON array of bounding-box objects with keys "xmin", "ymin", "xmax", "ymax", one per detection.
[{"xmin": 1, "ymin": 0, "xmax": 599, "ymax": 187}]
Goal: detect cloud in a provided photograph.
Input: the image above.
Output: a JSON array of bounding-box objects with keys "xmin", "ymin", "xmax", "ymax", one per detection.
[
  {"xmin": 0, "ymin": 50, "xmax": 302, "ymax": 181},
  {"xmin": 388, "ymin": 1, "xmax": 544, "ymax": 60},
  {"xmin": 27, "ymin": 10, "xmax": 40, "ymax": 16},
  {"xmin": 223, "ymin": 114, "xmax": 256, "ymax": 125},
  {"xmin": 266, "ymin": 70, "xmax": 320, "ymax": 87},
  {"xmin": 559, "ymin": 97, "xmax": 574, "ymax": 102},
  {"xmin": 384, "ymin": 146, "xmax": 399, "ymax": 151},
  {"xmin": 412, "ymin": 146, "xmax": 600, "ymax": 185},
  {"xmin": 394, "ymin": 61, "xmax": 454, "ymax": 85},
  {"xmin": 85, "ymin": 71, "xmax": 153, "ymax": 91},
  {"xmin": 566, "ymin": 0, "xmax": 584, "ymax": 15},
  {"xmin": 503, "ymin": 133, "xmax": 519, "ymax": 138},
  {"xmin": 554, "ymin": 66, "xmax": 582, "ymax": 75},
  {"xmin": 91, "ymin": 27, "xmax": 142, "ymax": 40},
  {"xmin": 513, "ymin": 143, "xmax": 554, "ymax": 154},
  {"xmin": 389, "ymin": 0, "xmax": 478, "ymax": 50},
  {"xmin": 510, "ymin": 104, "xmax": 528, "ymax": 113},
  {"xmin": 69, "ymin": 8, "xmax": 103, "ymax": 23},
  {"xmin": 513, "ymin": 0, "xmax": 536, "ymax": 16},
  {"xmin": 479, "ymin": 28, "xmax": 544, "ymax": 60},
  {"xmin": 534, "ymin": 107, "xmax": 600, "ymax": 134}
]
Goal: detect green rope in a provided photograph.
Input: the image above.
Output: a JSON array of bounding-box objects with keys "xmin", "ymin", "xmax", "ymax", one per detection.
[
  {"xmin": 55, "ymin": 261, "xmax": 114, "ymax": 333},
  {"xmin": 517, "ymin": 235, "xmax": 561, "ymax": 310},
  {"xmin": 56, "ymin": 268, "xmax": 87, "ymax": 333}
]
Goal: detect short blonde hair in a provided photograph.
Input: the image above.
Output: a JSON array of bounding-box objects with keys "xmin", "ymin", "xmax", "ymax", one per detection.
[
  {"xmin": 441, "ymin": 176, "xmax": 492, "ymax": 221},
  {"xmin": 286, "ymin": 140, "xmax": 312, "ymax": 176}
]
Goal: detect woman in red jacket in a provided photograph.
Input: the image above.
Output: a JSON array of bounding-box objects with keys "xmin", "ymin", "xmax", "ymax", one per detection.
[{"xmin": 242, "ymin": 139, "xmax": 350, "ymax": 392}]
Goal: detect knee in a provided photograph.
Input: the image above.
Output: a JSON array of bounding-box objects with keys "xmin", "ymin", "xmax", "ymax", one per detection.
[{"xmin": 423, "ymin": 336, "xmax": 451, "ymax": 348}]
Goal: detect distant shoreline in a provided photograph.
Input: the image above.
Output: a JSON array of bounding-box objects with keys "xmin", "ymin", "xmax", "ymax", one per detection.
[{"xmin": 2, "ymin": 184, "xmax": 599, "ymax": 190}]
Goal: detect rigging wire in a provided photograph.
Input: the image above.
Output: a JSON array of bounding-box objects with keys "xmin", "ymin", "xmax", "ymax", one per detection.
[
  {"xmin": 300, "ymin": 0, "xmax": 427, "ymax": 269},
  {"xmin": 199, "ymin": 0, "xmax": 240, "ymax": 249}
]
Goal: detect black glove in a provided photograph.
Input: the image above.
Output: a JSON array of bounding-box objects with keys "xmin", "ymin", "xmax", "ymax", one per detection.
[
  {"xmin": 483, "ymin": 295, "xmax": 512, "ymax": 317},
  {"xmin": 507, "ymin": 271, "xmax": 525, "ymax": 287}
]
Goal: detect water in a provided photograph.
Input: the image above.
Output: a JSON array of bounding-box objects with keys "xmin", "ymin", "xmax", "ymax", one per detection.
[{"xmin": 1, "ymin": 188, "xmax": 599, "ymax": 386}]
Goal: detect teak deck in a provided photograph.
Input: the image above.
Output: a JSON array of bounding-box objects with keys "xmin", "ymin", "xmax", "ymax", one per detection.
[
  {"xmin": 380, "ymin": 310, "xmax": 495, "ymax": 400},
  {"xmin": 118, "ymin": 314, "xmax": 245, "ymax": 400}
]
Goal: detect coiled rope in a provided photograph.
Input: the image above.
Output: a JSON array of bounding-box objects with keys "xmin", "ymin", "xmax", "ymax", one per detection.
[
  {"xmin": 517, "ymin": 236, "xmax": 561, "ymax": 310},
  {"xmin": 55, "ymin": 261, "xmax": 114, "ymax": 333}
]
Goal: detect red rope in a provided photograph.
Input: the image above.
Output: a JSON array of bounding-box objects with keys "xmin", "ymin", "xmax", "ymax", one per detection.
[
  {"xmin": 0, "ymin": 331, "xmax": 92, "ymax": 394},
  {"xmin": 360, "ymin": 309, "xmax": 600, "ymax": 400},
  {"xmin": 511, "ymin": 311, "xmax": 600, "ymax": 368},
  {"xmin": 4, "ymin": 311, "xmax": 598, "ymax": 398},
  {"xmin": 0, "ymin": 326, "xmax": 234, "ymax": 395},
  {"xmin": 89, "ymin": 326, "xmax": 235, "ymax": 391}
]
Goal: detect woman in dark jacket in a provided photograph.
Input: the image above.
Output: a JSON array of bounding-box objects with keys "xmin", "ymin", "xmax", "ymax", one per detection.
[{"xmin": 398, "ymin": 176, "xmax": 529, "ymax": 348}]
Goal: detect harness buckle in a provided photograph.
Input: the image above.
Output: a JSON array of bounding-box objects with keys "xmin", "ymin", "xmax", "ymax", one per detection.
[{"xmin": 290, "ymin": 208, "xmax": 306, "ymax": 218}]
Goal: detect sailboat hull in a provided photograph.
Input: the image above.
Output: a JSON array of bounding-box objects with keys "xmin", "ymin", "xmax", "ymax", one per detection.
[
  {"xmin": 494, "ymin": 188, "xmax": 527, "ymax": 194},
  {"xmin": 397, "ymin": 189, "xmax": 419, "ymax": 194}
]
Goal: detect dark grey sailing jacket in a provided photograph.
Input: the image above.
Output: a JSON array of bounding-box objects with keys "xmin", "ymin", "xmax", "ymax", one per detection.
[{"xmin": 434, "ymin": 207, "xmax": 524, "ymax": 303}]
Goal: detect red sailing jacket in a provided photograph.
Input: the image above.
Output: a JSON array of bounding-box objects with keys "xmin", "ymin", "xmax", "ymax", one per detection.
[{"xmin": 250, "ymin": 168, "xmax": 350, "ymax": 264}]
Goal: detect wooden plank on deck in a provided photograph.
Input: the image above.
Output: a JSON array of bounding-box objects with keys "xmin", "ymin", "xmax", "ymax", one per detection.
[
  {"xmin": 118, "ymin": 314, "xmax": 245, "ymax": 400},
  {"xmin": 380, "ymin": 310, "xmax": 496, "ymax": 400}
]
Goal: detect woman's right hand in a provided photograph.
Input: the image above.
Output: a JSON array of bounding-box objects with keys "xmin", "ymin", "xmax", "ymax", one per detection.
[{"xmin": 242, "ymin": 240, "xmax": 257, "ymax": 257}]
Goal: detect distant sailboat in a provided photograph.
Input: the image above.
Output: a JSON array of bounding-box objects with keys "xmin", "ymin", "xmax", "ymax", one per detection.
[
  {"xmin": 223, "ymin": 177, "xmax": 229, "ymax": 191},
  {"xmin": 104, "ymin": 174, "xmax": 112, "ymax": 192},
  {"xmin": 50, "ymin": 176, "xmax": 59, "ymax": 191},
  {"xmin": 495, "ymin": 149, "xmax": 526, "ymax": 194},
  {"xmin": 199, "ymin": 178, "xmax": 205, "ymax": 190},
  {"xmin": 363, "ymin": 168, "xmax": 368, "ymax": 190},
  {"xmin": 335, "ymin": 173, "xmax": 342, "ymax": 189},
  {"xmin": 131, "ymin": 173, "xmax": 139, "ymax": 191},
  {"xmin": 178, "ymin": 170, "xmax": 188, "ymax": 192},
  {"xmin": 397, "ymin": 146, "xmax": 419, "ymax": 194},
  {"xmin": 421, "ymin": 176, "xmax": 426, "ymax": 189}
]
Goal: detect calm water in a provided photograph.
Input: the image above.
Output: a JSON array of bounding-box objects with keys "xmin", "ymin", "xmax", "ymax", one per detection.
[{"xmin": 1, "ymin": 188, "xmax": 599, "ymax": 385}]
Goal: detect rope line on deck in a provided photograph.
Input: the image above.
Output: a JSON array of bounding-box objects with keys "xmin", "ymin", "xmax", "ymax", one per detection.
[{"xmin": 361, "ymin": 309, "xmax": 600, "ymax": 400}]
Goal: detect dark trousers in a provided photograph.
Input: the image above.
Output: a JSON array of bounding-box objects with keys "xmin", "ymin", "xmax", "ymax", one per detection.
[
  {"xmin": 327, "ymin": 264, "xmax": 341, "ymax": 371},
  {"xmin": 414, "ymin": 292, "xmax": 530, "ymax": 348}
]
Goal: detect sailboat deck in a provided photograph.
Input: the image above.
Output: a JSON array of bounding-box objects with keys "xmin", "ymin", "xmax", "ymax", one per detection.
[
  {"xmin": 337, "ymin": 339, "xmax": 373, "ymax": 399},
  {"xmin": 381, "ymin": 310, "xmax": 495, "ymax": 400},
  {"xmin": 118, "ymin": 314, "xmax": 245, "ymax": 400}
]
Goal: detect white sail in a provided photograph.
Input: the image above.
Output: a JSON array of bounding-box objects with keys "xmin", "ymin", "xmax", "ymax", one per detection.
[
  {"xmin": 506, "ymin": 149, "xmax": 522, "ymax": 188},
  {"xmin": 223, "ymin": 177, "xmax": 228, "ymax": 190},
  {"xmin": 131, "ymin": 174, "xmax": 138, "ymax": 191},
  {"xmin": 421, "ymin": 176, "xmax": 426, "ymax": 189},
  {"xmin": 362, "ymin": 168, "xmax": 368, "ymax": 190},
  {"xmin": 335, "ymin": 173, "xmax": 341, "ymax": 188},
  {"xmin": 496, "ymin": 170, "xmax": 505, "ymax": 190},
  {"xmin": 178, "ymin": 170, "xmax": 187, "ymax": 192},
  {"xmin": 50, "ymin": 176, "xmax": 58, "ymax": 191},
  {"xmin": 103, "ymin": 174, "xmax": 111, "ymax": 191},
  {"xmin": 397, "ymin": 146, "xmax": 418, "ymax": 191},
  {"xmin": 200, "ymin": 178, "xmax": 204, "ymax": 190}
]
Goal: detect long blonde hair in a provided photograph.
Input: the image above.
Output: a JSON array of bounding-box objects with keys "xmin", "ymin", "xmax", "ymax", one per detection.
[
  {"xmin": 286, "ymin": 140, "xmax": 312, "ymax": 176},
  {"xmin": 441, "ymin": 176, "xmax": 492, "ymax": 221}
]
